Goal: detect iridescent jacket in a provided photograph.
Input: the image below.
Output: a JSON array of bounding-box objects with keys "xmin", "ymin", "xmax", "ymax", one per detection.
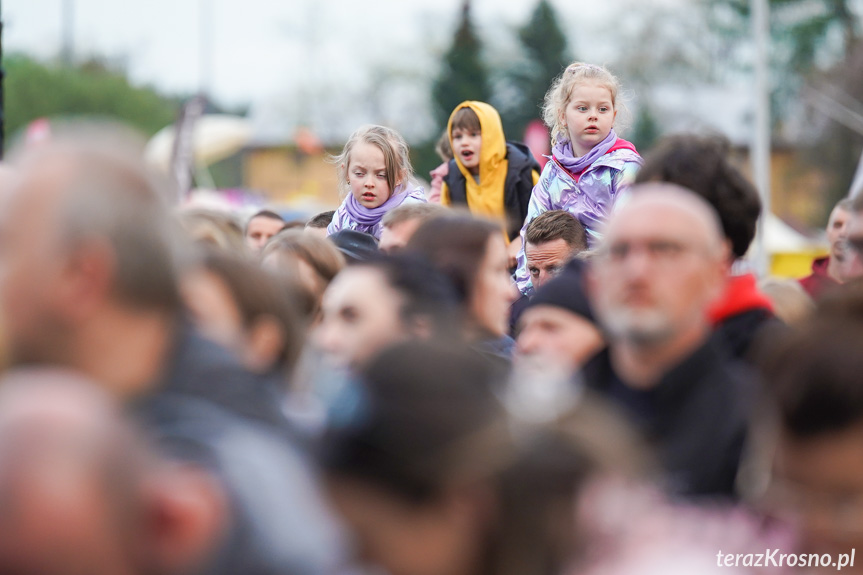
[{"xmin": 514, "ymin": 146, "xmax": 642, "ymax": 295}]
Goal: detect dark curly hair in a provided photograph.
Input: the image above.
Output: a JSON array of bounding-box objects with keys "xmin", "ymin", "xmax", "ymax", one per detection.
[{"xmin": 635, "ymin": 134, "xmax": 761, "ymax": 260}]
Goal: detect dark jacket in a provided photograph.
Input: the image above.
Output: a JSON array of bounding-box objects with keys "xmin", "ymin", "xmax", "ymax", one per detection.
[
  {"xmin": 134, "ymin": 322, "xmax": 343, "ymax": 575},
  {"xmin": 708, "ymin": 273, "xmax": 777, "ymax": 363},
  {"xmin": 582, "ymin": 338, "xmax": 753, "ymax": 499},
  {"xmin": 445, "ymin": 141, "xmax": 540, "ymax": 240}
]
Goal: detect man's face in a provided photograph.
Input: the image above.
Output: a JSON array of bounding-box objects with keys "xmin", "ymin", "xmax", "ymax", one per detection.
[
  {"xmin": 590, "ymin": 201, "xmax": 726, "ymax": 346},
  {"xmin": 314, "ymin": 267, "xmax": 408, "ymax": 370},
  {"xmin": 380, "ymin": 219, "xmax": 423, "ymax": 254},
  {"xmin": 515, "ymin": 305, "xmax": 604, "ymax": 372},
  {"xmin": 827, "ymin": 206, "xmax": 850, "ymax": 258},
  {"xmin": 245, "ymin": 215, "xmax": 284, "ymax": 253},
  {"xmin": 770, "ymin": 425, "xmax": 863, "ymax": 567},
  {"xmin": 525, "ymin": 238, "xmax": 574, "ymax": 290},
  {"xmin": 0, "ymin": 166, "xmax": 69, "ymax": 364},
  {"xmin": 841, "ymin": 209, "xmax": 863, "ymax": 281}
]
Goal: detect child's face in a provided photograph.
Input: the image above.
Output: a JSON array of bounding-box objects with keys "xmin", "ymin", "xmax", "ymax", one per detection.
[
  {"xmin": 562, "ymin": 81, "xmax": 617, "ymax": 157},
  {"xmin": 451, "ymin": 127, "xmax": 482, "ymax": 176},
  {"xmin": 347, "ymin": 142, "xmax": 393, "ymax": 209}
]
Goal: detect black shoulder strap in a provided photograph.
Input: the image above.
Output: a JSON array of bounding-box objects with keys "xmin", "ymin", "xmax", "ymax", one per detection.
[
  {"xmin": 444, "ymin": 159, "xmax": 468, "ymax": 205},
  {"xmin": 503, "ymin": 142, "xmax": 541, "ymax": 239}
]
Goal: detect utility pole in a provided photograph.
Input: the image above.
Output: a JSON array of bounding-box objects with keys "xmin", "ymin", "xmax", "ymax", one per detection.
[
  {"xmin": 0, "ymin": 0, "xmax": 5, "ymax": 159},
  {"xmin": 62, "ymin": 0, "xmax": 75, "ymax": 66},
  {"xmin": 752, "ymin": 0, "xmax": 771, "ymax": 277},
  {"xmin": 199, "ymin": 0, "xmax": 213, "ymax": 96}
]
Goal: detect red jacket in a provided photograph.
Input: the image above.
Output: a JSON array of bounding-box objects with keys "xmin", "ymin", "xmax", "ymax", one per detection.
[{"xmin": 798, "ymin": 256, "xmax": 840, "ymax": 300}]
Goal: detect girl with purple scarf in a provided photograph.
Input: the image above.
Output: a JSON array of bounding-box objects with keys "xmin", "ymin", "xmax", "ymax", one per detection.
[
  {"xmin": 327, "ymin": 125, "xmax": 426, "ymax": 240},
  {"xmin": 514, "ymin": 63, "xmax": 643, "ymax": 295}
]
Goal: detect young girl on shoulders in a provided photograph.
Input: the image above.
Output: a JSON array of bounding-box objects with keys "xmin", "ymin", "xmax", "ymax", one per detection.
[
  {"xmin": 515, "ymin": 63, "xmax": 642, "ymax": 295},
  {"xmin": 328, "ymin": 125, "xmax": 426, "ymax": 240}
]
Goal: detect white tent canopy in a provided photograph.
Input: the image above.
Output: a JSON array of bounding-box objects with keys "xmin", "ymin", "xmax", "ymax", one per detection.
[
  {"xmin": 145, "ymin": 114, "xmax": 252, "ymax": 172},
  {"xmin": 758, "ymin": 212, "xmax": 826, "ymax": 254}
]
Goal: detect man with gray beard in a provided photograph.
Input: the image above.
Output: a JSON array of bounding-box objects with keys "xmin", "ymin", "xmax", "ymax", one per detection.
[{"xmin": 582, "ymin": 183, "xmax": 753, "ymax": 499}]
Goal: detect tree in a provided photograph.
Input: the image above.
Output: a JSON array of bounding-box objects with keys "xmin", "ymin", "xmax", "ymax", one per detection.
[
  {"xmin": 498, "ymin": 0, "xmax": 570, "ymax": 141},
  {"xmin": 704, "ymin": 0, "xmax": 863, "ymax": 216},
  {"xmin": 4, "ymin": 53, "xmax": 180, "ymax": 146},
  {"xmin": 704, "ymin": 0, "xmax": 860, "ymax": 119},
  {"xmin": 431, "ymin": 0, "xmax": 491, "ymax": 128},
  {"xmin": 630, "ymin": 104, "xmax": 661, "ymax": 154}
]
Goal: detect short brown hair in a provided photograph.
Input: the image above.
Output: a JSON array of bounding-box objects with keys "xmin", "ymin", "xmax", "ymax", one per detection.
[
  {"xmin": 261, "ymin": 229, "xmax": 345, "ymax": 291},
  {"xmin": 406, "ymin": 215, "xmax": 500, "ymax": 304},
  {"xmin": 306, "ymin": 210, "xmax": 336, "ymax": 229},
  {"xmin": 525, "ymin": 210, "xmax": 588, "ymax": 253},
  {"xmin": 382, "ymin": 202, "xmax": 449, "ymax": 229},
  {"xmin": 450, "ymin": 107, "xmax": 481, "ymax": 134},
  {"xmin": 199, "ymin": 249, "xmax": 306, "ymax": 373},
  {"xmin": 178, "ymin": 208, "xmax": 245, "ymax": 254},
  {"xmin": 435, "ymin": 130, "xmax": 453, "ymax": 162}
]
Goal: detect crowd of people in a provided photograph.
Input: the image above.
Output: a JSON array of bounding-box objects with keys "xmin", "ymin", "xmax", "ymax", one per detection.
[{"xmin": 0, "ymin": 60, "xmax": 861, "ymax": 575}]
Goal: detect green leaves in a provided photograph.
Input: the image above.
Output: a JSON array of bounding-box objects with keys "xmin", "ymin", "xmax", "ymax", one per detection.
[{"xmin": 4, "ymin": 54, "xmax": 180, "ymax": 146}]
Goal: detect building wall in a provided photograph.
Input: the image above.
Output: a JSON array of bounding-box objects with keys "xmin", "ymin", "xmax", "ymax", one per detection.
[
  {"xmin": 730, "ymin": 147, "xmax": 831, "ymax": 229},
  {"xmin": 244, "ymin": 147, "xmax": 343, "ymax": 209}
]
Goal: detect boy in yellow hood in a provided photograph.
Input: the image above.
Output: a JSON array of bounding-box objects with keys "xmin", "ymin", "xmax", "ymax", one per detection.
[{"xmin": 441, "ymin": 101, "xmax": 541, "ymax": 261}]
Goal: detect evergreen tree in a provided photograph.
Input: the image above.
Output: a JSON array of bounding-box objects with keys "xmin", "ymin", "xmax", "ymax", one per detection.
[
  {"xmin": 498, "ymin": 0, "xmax": 570, "ymax": 141},
  {"xmin": 630, "ymin": 104, "xmax": 660, "ymax": 154},
  {"xmin": 431, "ymin": 0, "xmax": 491, "ymax": 128}
]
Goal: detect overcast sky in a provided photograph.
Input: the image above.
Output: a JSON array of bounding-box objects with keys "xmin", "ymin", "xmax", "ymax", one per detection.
[
  {"xmin": 5, "ymin": 0, "xmax": 592, "ymax": 105},
  {"xmin": 7, "ymin": 0, "xmax": 746, "ymax": 144}
]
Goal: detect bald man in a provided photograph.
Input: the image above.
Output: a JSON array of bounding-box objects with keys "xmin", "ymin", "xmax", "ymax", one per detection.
[
  {"xmin": 584, "ymin": 183, "xmax": 751, "ymax": 498},
  {"xmin": 0, "ymin": 369, "xmax": 227, "ymax": 575},
  {"xmin": 0, "ymin": 133, "xmax": 342, "ymax": 575}
]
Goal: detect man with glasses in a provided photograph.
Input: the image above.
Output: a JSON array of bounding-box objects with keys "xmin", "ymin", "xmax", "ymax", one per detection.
[{"xmin": 583, "ymin": 183, "xmax": 752, "ymax": 498}]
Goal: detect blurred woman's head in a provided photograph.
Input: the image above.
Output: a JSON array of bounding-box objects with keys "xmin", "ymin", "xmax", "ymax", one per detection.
[
  {"xmin": 177, "ymin": 208, "xmax": 246, "ymax": 254},
  {"xmin": 261, "ymin": 229, "xmax": 346, "ymax": 312},
  {"xmin": 314, "ymin": 255, "xmax": 459, "ymax": 371},
  {"xmin": 406, "ymin": 216, "xmax": 516, "ymax": 340},
  {"xmin": 181, "ymin": 249, "xmax": 306, "ymax": 378},
  {"xmin": 319, "ymin": 341, "xmax": 595, "ymax": 575}
]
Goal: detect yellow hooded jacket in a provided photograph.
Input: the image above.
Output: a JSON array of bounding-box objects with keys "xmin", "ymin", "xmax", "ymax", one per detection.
[{"xmin": 441, "ymin": 101, "xmax": 540, "ymax": 241}]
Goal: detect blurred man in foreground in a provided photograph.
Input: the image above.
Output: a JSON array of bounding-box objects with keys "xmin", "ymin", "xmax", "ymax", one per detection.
[
  {"xmin": 0, "ymin": 133, "xmax": 341, "ymax": 575},
  {"xmin": 0, "ymin": 369, "xmax": 227, "ymax": 575},
  {"xmin": 585, "ymin": 183, "xmax": 750, "ymax": 498}
]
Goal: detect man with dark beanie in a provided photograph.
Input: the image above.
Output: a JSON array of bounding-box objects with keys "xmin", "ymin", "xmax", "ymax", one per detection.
[{"xmin": 515, "ymin": 259, "xmax": 604, "ymax": 375}]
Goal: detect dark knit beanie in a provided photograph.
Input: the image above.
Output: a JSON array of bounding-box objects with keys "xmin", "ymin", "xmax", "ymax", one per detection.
[{"xmin": 525, "ymin": 259, "xmax": 595, "ymax": 323}]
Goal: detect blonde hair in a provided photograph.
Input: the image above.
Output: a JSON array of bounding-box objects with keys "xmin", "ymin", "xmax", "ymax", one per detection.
[
  {"xmin": 542, "ymin": 62, "xmax": 622, "ymax": 146},
  {"xmin": 332, "ymin": 125, "xmax": 414, "ymax": 197}
]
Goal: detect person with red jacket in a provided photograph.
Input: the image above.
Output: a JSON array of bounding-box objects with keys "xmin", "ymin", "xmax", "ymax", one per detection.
[
  {"xmin": 798, "ymin": 198, "xmax": 851, "ymax": 299},
  {"xmin": 635, "ymin": 134, "xmax": 775, "ymax": 362}
]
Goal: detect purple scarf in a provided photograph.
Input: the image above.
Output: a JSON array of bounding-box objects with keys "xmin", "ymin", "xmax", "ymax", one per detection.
[
  {"xmin": 344, "ymin": 185, "xmax": 409, "ymax": 227},
  {"xmin": 553, "ymin": 129, "xmax": 617, "ymax": 175}
]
